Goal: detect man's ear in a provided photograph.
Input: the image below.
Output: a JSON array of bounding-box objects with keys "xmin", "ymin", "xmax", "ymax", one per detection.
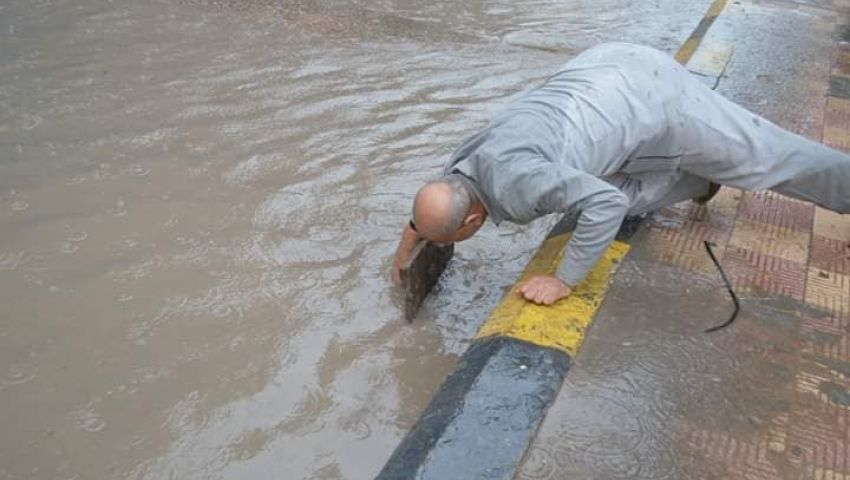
[{"xmin": 464, "ymin": 212, "xmax": 484, "ymax": 227}]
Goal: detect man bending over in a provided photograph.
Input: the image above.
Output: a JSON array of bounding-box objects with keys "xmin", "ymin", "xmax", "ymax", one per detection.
[{"xmin": 392, "ymin": 43, "xmax": 850, "ymax": 305}]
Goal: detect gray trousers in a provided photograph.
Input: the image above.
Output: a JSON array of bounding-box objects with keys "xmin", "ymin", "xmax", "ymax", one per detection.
[{"xmin": 608, "ymin": 74, "xmax": 850, "ymax": 216}]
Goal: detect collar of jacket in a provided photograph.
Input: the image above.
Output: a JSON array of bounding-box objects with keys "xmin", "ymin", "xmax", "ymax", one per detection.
[{"xmin": 446, "ymin": 154, "xmax": 507, "ymax": 226}]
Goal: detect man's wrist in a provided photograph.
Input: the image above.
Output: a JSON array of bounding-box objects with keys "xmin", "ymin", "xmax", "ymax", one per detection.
[
  {"xmin": 405, "ymin": 220, "xmax": 421, "ymax": 240},
  {"xmin": 553, "ymin": 273, "xmax": 574, "ymax": 289}
]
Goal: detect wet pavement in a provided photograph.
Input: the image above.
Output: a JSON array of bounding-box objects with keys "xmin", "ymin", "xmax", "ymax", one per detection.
[
  {"xmin": 0, "ymin": 0, "xmax": 745, "ymax": 478},
  {"xmin": 517, "ymin": 1, "xmax": 850, "ymax": 478}
]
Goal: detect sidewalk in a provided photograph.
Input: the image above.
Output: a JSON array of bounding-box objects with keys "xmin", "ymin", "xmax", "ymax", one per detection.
[{"xmin": 516, "ymin": 1, "xmax": 850, "ymax": 478}]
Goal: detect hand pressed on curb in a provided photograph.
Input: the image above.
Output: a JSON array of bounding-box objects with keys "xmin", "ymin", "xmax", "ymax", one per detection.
[{"xmin": 517, "ymin": 275, "xmax": 573, "ymax": 305}]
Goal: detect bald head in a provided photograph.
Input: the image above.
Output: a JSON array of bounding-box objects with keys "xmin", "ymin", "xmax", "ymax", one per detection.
[{"xmin": 413, "ymin": 175, "xmax": 474, "ymax": 241}]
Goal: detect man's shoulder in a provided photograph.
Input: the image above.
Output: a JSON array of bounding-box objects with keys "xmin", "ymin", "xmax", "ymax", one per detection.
[{"xmin": 556, "ymin": 42, "xmax": 667, "ymax": 73}]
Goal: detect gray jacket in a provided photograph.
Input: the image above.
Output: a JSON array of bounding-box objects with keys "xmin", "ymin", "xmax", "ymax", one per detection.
[{"xmin": 444, "ymin": 43, "xmax": 680, "ymax": 286}]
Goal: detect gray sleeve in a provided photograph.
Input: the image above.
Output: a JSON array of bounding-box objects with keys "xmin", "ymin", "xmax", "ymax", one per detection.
[
  {"xmin": 501, "ymin": 159, "xmax": 629, "ymax": 286},
  {"xmin": 556, "ymin": 176, "xmax": 629, "ymax": 286}
]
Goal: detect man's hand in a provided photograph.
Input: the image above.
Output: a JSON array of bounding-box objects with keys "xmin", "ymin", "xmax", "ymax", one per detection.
[
  {"xmin": 391, "ymin": 222, "xmax": 420, "ymax": 286},
  {"xmin": 391, "ymin": 259, "xmax": 404, "ymax": 286},
  {"xmin": 517, "ymin": 275, "xmax": 572, "ymax": 305}
]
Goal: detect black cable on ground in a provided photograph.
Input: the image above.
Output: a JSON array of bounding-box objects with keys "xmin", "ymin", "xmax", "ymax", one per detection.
[{"xmin": 703, "ymin": 240, "xmax": 740, "ymax": 333}]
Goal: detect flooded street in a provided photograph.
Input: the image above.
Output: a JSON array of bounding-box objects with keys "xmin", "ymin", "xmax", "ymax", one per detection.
[{"xmin": 1, "ymin": 0, "xmax": 713, "ymax": 478}]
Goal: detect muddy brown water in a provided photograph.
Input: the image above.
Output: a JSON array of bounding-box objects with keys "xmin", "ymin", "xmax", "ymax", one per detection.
[{"xmin": 2, "ymin": 0, "xmax": 713, "ymax": 478}]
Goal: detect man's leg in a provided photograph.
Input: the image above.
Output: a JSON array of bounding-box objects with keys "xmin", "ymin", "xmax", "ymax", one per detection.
[
  {"xmin": 767, "ymin": 139, "xmax": 850, "ymax": 213},
  {"xmin": 667, "ymin": 68, "xmax": 850, "ymax": 214},
  {"xmin": 603, "ymin": 171, "xmax": 713, "ymax": 215}
]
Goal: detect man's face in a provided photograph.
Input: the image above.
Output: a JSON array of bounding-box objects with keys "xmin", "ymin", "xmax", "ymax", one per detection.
[{"xmin": 449, "ymin": 219, "xmax": 484, "ymax": 243}]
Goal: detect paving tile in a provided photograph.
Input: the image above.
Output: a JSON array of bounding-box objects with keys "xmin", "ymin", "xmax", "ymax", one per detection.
[
  {"xmin": 644, "ymin": 205, "xmax": 733, "ymax": 275},
  {"xmin": 764, "ymin": 413, "xmax": 789, "ymax": 454},
  {"xmin": 738, "ymin": 190, "xmax": 814, "ymax": 232},
  {"xmin": 802, "ymin": 313, "xmax": 847, "ymax": 345},
  {"xmin": 823, "ymin": 96, "xmax": 850, "ymax": 151},
  {"xmin": 644, "ymin": 227, "xmax": 722, "ymax": 274},
  {"xmin": 834, "ymin": 45, "xmax": 850, "ymax": 78},
  {"xmin": 805, "ymin": 267, "xmax": 850, "ymax": 321},
  {"xmin": 814, "ymin": 469, "xmax": 850, "ymax": 480},
  {"xmin": 829, "ymin": 76, "xmax": 850, "ymax": 100},
  {"xmin": 785, "ymin": 413, "xmax": 845, "ymax": 470},
  {"xmin": 786, "ymin": 372, "xmax": 850, "ymax": 477},
  {"xmin": 813, "ymin": 206, "xmax": 850, "ymax": 241},
  {"xmin": 709, "ymin": 186, "xmax": 744, "ymax": 217},
  {"xmin": 722, "ymin": 246, "xmax": 807, "ymax": 300},
  {"xmin": 684, "ymin": 429, "xmax": 782, "ymax": 479},
  {"xmin": 811, "ymin": 234, "xmax": 850, "ymax": 275},
  {"xmin": 788, "ymin": 418, "xmax": 841, "ymax": 457},
  {"xmin": 692, "ymin": 186, "xmax": 742, "ymax": 230},
  {"xmin": 796, "ymin": 370, "xmax": 828, "ymax": 399},
  {"xmin": 728, "ymin": 218, "xmax": 811, "ymax": 265}
]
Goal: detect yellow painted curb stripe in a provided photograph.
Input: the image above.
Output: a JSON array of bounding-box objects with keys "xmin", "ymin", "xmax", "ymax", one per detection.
[
  {"xmin": 475, "ymin": 234, "xmax": 630, "ymax": 356},
  {"xmin": 703, "ymin": 0, "xmax": 729, "ymax": 20},
  {"xmin": 674, "ymin": 0, "xmax": 729, "ymax": 65}
]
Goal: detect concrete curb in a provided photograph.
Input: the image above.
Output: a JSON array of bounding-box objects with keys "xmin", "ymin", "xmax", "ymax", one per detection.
[{"xmin": 376, "ymin": 336, "xmax": 569, "ymax": 480}]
